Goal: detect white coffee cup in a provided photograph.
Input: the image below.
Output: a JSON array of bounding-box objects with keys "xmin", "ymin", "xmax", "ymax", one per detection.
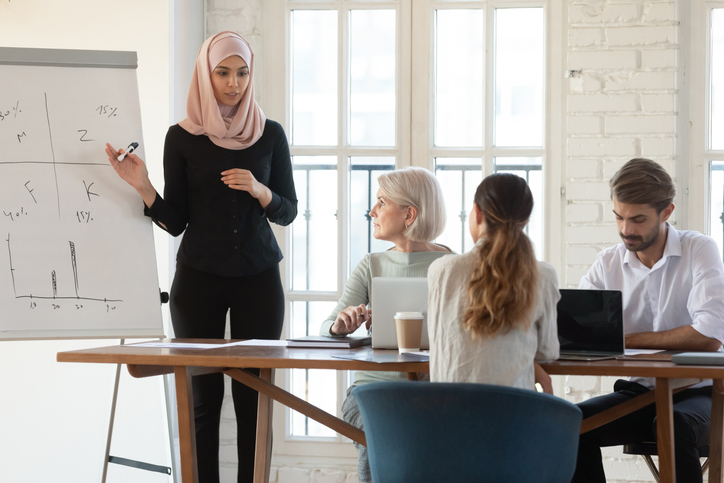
[{"xmin": 394, "ymin": 311, "xmax": 424, "ymax": 353}]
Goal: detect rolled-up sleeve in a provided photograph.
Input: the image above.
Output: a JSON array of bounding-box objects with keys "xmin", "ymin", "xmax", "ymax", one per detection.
[{"xmin": 688, "ymin": 239, "xmax": 724, "ymax": 344}]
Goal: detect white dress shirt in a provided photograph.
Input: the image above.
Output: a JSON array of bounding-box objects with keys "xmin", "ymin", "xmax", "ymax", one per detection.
[
  {"xmin": 428, "ymin": 241, "xmax": 560, "ymax": 390},
  {"xmin": 580, "ymin": 223, "xmax": 724, "ymax": 388}
]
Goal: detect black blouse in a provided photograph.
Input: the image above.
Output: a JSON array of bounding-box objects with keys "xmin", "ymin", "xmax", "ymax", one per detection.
[{"xmin": 145, "ymin": 120, "xmax": 297, "ymax": 276}]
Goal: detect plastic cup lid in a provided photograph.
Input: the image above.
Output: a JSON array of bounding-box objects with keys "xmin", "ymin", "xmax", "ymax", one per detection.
[{"xmin": 394, "ymin": 311, "xmax": 424, "ymax": 319}]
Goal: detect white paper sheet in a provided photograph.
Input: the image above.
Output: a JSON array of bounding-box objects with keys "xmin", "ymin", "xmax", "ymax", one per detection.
[
  {"xmin": 228, "ymin": 339, "xmax": 289, "ymax": 347},
  {"xmin": 624, "ymin": 348, "xmax": 665, "ymax": 355},
  {"xmin": 126, "ymin": 342, "xmax": 229, "ymax": 349},
  {"xmin": 127, "ymin": 339, "xmax": 289, "ymax": 349}
]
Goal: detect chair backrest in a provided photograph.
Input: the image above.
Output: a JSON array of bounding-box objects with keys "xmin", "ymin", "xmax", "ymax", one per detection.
[{"xmin": 353, "ymin": 381, "xmax": 582, "ymax": 483}]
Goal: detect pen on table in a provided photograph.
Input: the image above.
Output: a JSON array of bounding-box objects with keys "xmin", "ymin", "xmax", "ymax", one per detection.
[{"xmin": 117, "ymin": 142, "xmax": 139, "ymax": 161}]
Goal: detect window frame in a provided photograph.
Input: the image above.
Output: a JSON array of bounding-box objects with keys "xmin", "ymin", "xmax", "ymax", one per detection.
[
  {"xmin": 267, "ymin": 0, "xmax": 563, "ymax": 461},
  {"xmin": 269, "ymin": 0, "xmax": 411, "ymax": 459},
  {"xmin": 688, "ymin": 1, "xmax": 724, "ymax": 243},
  {"xmin": 411, "ymin": 0, "xmax": 562, "ymax": 263}
]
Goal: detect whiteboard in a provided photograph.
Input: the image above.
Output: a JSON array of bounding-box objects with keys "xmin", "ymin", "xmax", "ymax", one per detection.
[{"xmin": 0, "ymin": 47, "xmax": 163, "ymax": 340}]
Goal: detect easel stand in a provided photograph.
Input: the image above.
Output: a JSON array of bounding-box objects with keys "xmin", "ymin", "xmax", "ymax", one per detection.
[{"xmin": 102, "ymin": 338, "xmax": 173, "ymax": 481}]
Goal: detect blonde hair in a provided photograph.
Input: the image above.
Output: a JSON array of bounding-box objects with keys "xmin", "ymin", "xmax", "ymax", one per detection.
[
  {"xmin": 377, "ymin": 167, "xmax": 446, "ymax": 242},
  {"xmin": 610, "ymin": 158, "xmax": 676, "ymax": 213},
  {"xmin": 464, "ymin": 173, "xmax": 538, "ymax": 339}
]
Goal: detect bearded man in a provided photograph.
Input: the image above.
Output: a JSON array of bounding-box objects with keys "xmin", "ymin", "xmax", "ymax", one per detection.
[{"xmin": 571, "ymin": 158, "xmax": 724, "ymax": 483}]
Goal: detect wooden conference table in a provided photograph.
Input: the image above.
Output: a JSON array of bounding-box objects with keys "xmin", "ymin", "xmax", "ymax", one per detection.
[{"xmin": 57, "ymin": 341, "xmax": 724, "ymax": 483}]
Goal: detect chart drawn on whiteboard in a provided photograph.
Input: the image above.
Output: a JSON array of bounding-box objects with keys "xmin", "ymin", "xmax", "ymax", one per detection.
[
  {"xmin": 0, "ymin": 47, "xmax": 163, "ymax": 339},
  {"xmin": 6, "ymin": 233, "xmax": 123, "ymax": 306}
]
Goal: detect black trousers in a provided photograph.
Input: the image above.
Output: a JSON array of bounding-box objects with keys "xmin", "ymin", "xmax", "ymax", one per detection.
[
  {"xmin": 572, "ymin": 379, "xmax": 712, "ymax": 483},
  {"xmin": 170, "ymin": 262, "xmax": 284, "ymax": 483}
]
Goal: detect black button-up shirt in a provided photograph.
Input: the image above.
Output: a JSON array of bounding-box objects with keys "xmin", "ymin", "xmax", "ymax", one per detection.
[{"xmin": 145, "ymin": 120, "xmax": 297, "ymax": 276}]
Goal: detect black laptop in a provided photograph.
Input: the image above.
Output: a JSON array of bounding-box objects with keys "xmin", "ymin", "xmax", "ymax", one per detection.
[{"xmin": 556, "ymin": 289, "xmax": 624, "ymax": 361}]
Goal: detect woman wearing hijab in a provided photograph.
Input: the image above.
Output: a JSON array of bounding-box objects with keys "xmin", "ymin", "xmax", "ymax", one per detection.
[{"xmin": 105, "ymin": 31, "xmax": 297, "ymax": 483}]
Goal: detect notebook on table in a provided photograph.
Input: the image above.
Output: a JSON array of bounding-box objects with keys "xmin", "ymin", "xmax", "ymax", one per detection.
[
  {"xmin": 286, "ymin": 335, "xmax": 371, "ymax": 349},
  {"xmin": 556, "ymin": 288, "xmax": 624, "ymax": 361},
  {"xmin": 370, "ymin": 277, "xmax": 430, "ymax": 350}
]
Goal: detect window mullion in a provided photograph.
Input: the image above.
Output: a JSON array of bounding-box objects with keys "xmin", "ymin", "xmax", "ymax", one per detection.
[
  {"xmin": 484, "ymin": 3, "xmax": 495, "ymax": 175},
  {"xmin": 339, "ymin": 5, "xmax": 351, "ymax": 439},
  {"xmin": 340, "ymin": 5, "xmax": 350, "ymax": 290},
  {"xmin": 399, "ymin": 0, "xmax": 412, "ymax": 168}
]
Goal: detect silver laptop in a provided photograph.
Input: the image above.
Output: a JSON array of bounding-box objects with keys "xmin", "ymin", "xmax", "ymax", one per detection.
[
  {"xmin": 557, "ymin": 289, "xmax": 624, "ymax": 361},
  {"xmin": 371, "ymin": 277, "xmax": 430, "ymax": 350}
]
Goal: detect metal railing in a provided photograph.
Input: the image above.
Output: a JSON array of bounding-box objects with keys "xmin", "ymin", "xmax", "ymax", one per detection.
[
  {"xmin": 436, "ymin": 162, "xmax": 542, "ymax": 253},
  {"xmin": 293, "ymin": 162, "xmax": 543, "ymax": 293},
  {"xmin": 713, "ymin": 162, "xmax": 724, "ymax": 260}
]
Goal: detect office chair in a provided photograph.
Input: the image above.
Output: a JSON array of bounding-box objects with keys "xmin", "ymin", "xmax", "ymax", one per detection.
[
  {"xmin": 623, "ymin": 442, "xmax": 710, "ymax": 482},
  {"xmin": 353, "ymin": 381, "xmax": 582, "ymax": 483}
]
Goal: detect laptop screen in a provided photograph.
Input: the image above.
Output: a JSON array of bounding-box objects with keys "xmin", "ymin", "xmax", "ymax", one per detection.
[
  {"xmin": 557, "ymin": 289, "xmax": 624, "ymax": 354},
  {"xmin": 371, "ymin": 277, "xmax": 430, "ymax": 350}
]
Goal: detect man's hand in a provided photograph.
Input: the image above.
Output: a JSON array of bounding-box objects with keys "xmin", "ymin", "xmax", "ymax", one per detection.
[{"xmin": 626, "ymin": 325, "xmax": 722, "ymax": 352}]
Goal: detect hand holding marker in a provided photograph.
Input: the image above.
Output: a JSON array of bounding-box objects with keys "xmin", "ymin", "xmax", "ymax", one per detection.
[{"xmin": 117, "ymin": 142, "xmax": 139, "ymax": 161}]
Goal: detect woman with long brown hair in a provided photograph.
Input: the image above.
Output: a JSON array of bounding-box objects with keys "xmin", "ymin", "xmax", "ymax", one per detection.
[{"xmin": 427, "ymin": 173, "xmax": 559, "ymax": 392}]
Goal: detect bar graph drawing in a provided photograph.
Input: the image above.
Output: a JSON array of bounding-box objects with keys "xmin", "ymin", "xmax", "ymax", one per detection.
[{"xmin": 6, "ymin": 233, "xmax": 122, "ymax": 304}]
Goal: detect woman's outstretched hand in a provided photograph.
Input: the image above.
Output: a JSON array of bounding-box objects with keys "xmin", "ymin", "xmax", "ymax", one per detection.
[
  {"xmin": 105, "ymin": 143, "xmax": 157, "ymax": 208},
  {"xmin": 221, "ymin": 169, "xmax": 272, "ymax": 208},
  {"xmin": 330, "ymin": 304, "xmax": 371, "ymax": 336}
]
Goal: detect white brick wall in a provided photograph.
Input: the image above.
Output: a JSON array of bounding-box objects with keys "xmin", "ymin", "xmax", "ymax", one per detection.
[
  {"xmin": 565, "ymin": 2, "xmax": 680, "ymax": 480},
  {"xmin": 566, "ymin": 0, "xmax": 679, "ymax": 285},
  {"xmin": 203, "ymin": 1, "xmax": 692, "ymax": 482}
]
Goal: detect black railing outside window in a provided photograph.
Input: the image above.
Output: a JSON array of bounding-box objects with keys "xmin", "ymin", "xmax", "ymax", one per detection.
[{"xmin": 712, "ymin": 162, "xmax": 724, "ymax": 260}]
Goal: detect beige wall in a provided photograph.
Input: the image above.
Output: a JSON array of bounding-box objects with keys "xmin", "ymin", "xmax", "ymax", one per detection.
[{"xmin": 0, "ymin": 2, "xmax": 173, "ymax": 482}]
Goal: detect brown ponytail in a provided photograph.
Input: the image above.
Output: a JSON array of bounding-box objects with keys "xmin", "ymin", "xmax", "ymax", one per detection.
[{"xmin": 463, "ymin": 173, "xmax": 539, "ymax": 339}]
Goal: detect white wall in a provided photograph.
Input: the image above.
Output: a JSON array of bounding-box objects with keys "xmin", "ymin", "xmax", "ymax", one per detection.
[{"xmin": 0, "ymin": 1, "xmax": 173, "ymax": 482}]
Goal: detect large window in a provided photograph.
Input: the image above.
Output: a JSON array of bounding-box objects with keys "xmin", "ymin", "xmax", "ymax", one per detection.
[
  {"xmin": 689, "ymin": 2, "xmax": 724, "ymax": 257},
  {"xmin": 430, "ymin": 6, "xmax": 545, "ymax": 255},
  {"xmin": 284, "ymin": 1, "xmax": 406, "ymax": 446},
  {"xmin": 710, "ymin": 8, "xmax": 724, "ymax": 258},
  {"xmin": 274, "ymin": 0, "xmax": 551, "ymax": 454}
]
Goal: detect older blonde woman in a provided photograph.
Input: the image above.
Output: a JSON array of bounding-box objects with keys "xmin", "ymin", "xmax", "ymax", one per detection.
[{"xmin": 319, "ymin": 166, "xmax": 450, "ymax": 483}]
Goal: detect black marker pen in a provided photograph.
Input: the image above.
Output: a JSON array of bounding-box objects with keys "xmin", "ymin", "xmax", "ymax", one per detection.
[{"xmin": 117, "ymin": 142, "xmax": 139, "ymax": 161}]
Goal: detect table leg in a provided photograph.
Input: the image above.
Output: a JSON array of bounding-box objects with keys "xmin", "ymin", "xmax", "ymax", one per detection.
[
  {"xmin": 709, "ymin": 379, "xmax": 724, "ymax": 483},
  {"xmin": 655, "ymin": 377, "xmax": 676, "ymax": 483},
  {"xmin": 225, "ymin": 368, "xmax": 366, "ymax": 446},
  {"xmin": 253, "ymin": 368, "xmax": 274, "ymax": 483},
  {"xmin": 175, "ymin": 366, "xmax": 198, "ymax": 483}
]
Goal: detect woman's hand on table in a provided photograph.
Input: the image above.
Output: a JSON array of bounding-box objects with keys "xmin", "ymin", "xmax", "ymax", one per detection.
[{"xmin": 330, "ymin": 304, "xmax": 371, "ymax": 336}]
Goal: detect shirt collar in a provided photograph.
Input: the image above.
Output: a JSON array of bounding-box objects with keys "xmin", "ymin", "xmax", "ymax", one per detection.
[{"xmin": 622, "ymin": 222, "xmax": 680, "ymax": 269}]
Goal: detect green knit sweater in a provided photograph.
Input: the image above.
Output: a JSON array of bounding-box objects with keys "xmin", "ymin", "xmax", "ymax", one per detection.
[{"xmin": 319, "ymin": 249, "xmax": 452, "ymax": 386}]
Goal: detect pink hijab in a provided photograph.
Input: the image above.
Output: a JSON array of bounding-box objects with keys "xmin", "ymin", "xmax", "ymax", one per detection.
[{"xmin": 179, "ymin": 31, "xmax": 266, "ymax": 150}]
